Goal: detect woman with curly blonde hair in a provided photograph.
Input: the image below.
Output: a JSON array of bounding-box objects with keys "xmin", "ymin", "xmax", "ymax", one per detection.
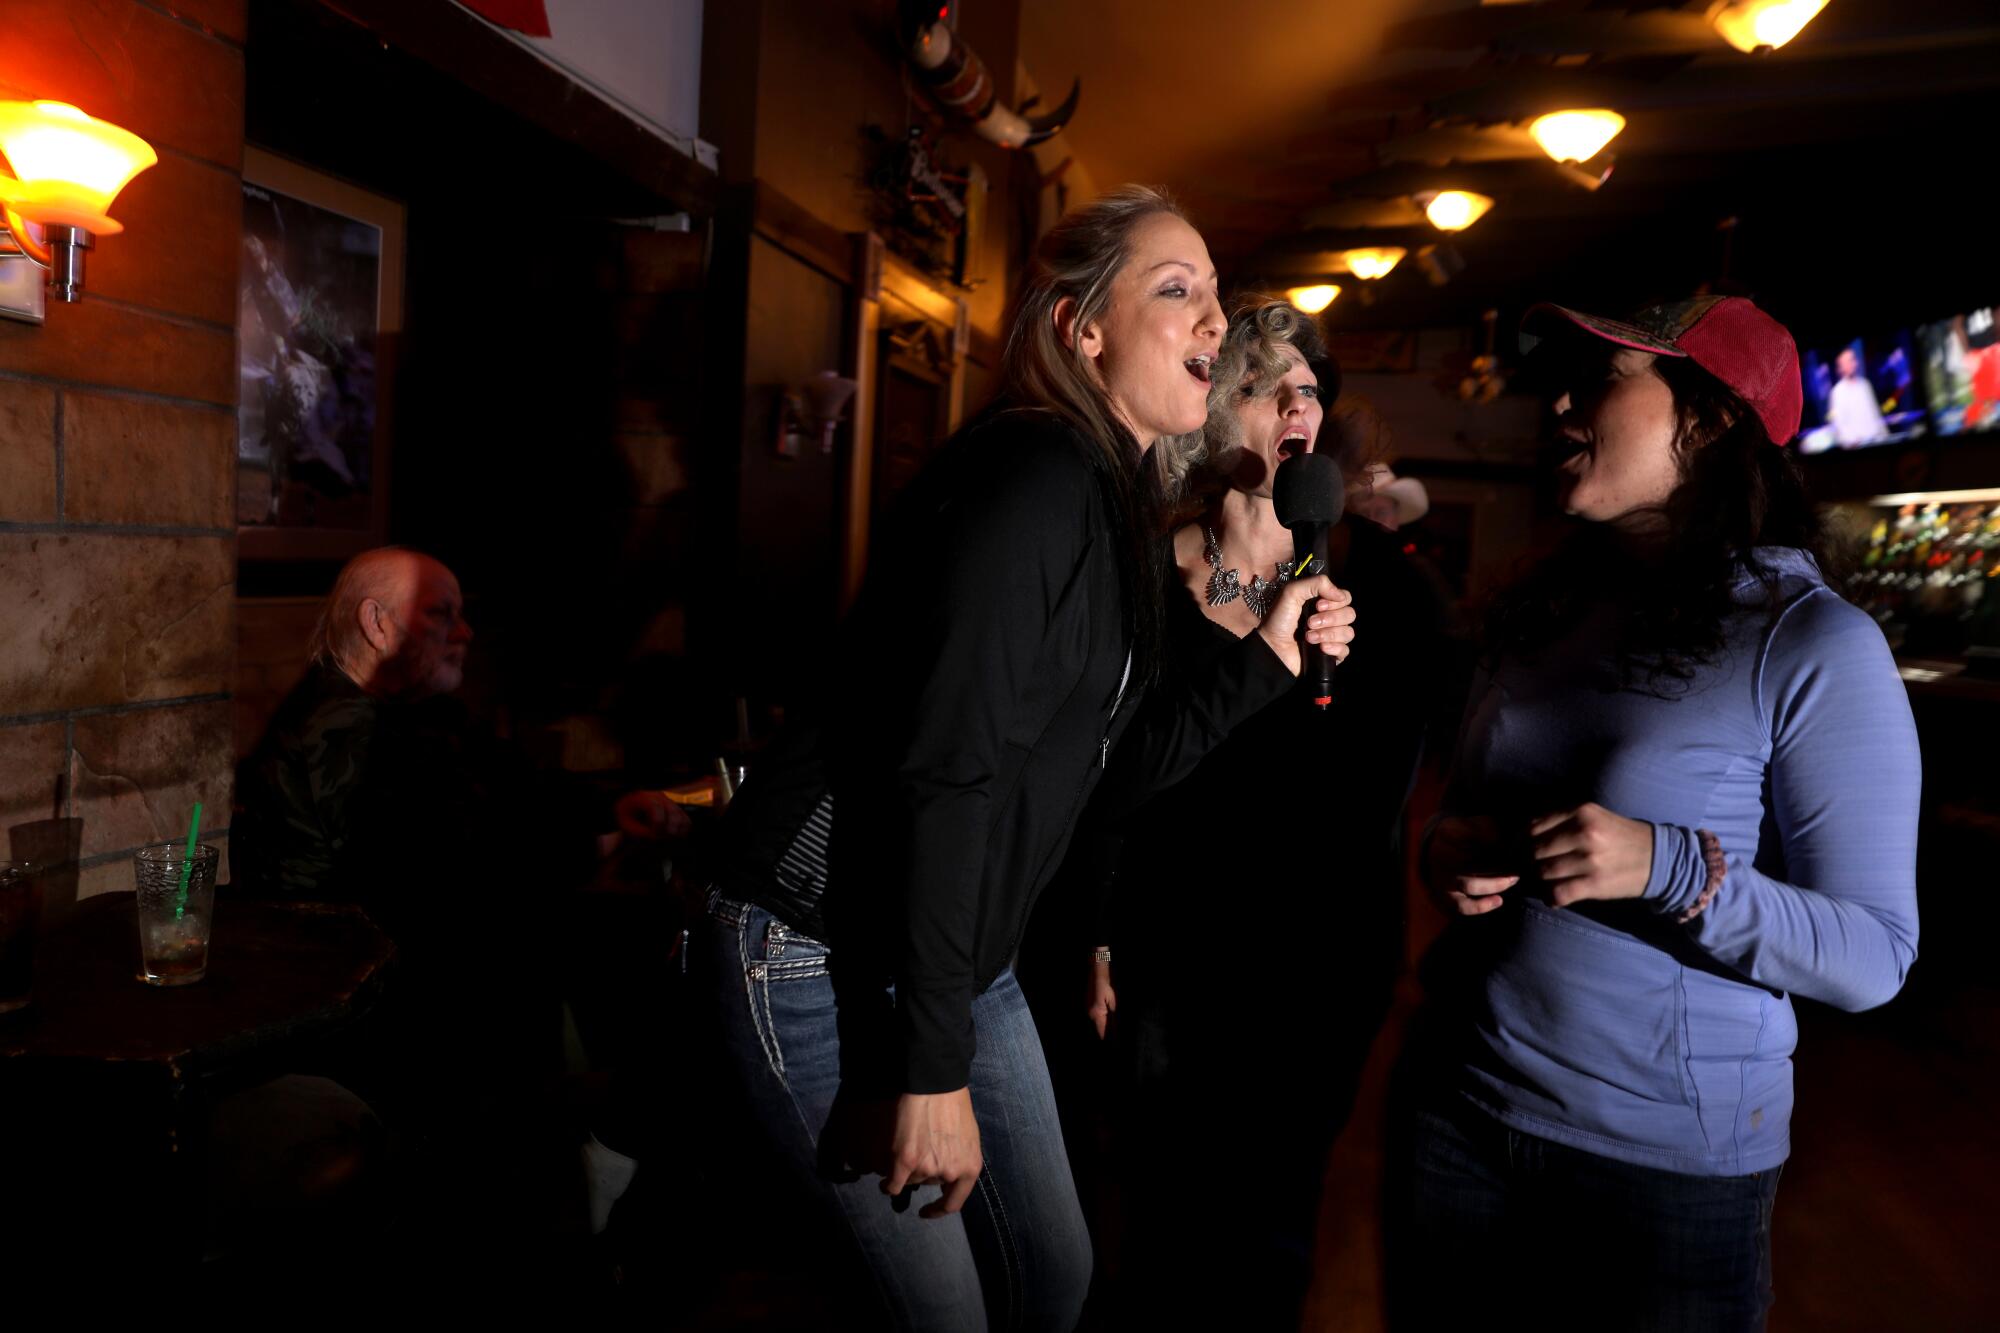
[{"xmin": 1075, "ymin": 297, "xmax": 1461, "ymax": 1325}]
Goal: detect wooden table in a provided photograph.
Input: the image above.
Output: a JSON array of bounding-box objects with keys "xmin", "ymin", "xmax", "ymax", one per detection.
[{"xmin": 0, "ymin": 892, "xmax": 394, "ymax": 1261}]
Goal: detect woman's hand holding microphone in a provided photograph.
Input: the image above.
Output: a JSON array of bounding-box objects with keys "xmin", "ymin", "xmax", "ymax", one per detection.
[
  {"xmin": 1255, "ymin": 574, "xmax": 1355, "ymax": 675},
  {"xmin": 1080, "ymin": 578, "xmax": 1355, "ymax": 1036}
]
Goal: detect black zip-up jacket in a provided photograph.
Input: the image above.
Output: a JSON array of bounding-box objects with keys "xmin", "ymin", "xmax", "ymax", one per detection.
[{"xmin": 715, "ymin": 408, "xmax": 1293, "ymax": 1093}]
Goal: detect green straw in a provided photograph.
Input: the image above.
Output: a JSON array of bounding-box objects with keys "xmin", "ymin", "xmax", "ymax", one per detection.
[{"xmin": 174, "ymin": 802, "xmax": 202, "ymax": 921}]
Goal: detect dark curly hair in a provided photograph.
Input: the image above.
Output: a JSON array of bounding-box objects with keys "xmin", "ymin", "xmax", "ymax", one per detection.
[{"xmin": 1486, "ymin": 345, "xmax": 1838, "ymax": 694}]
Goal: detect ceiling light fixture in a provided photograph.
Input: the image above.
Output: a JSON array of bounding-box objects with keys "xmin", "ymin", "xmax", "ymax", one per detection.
[
  {"xmin": 0, "ymin": 100, "xmax": 156, "ymax": 306},
  {"xmin": 1528, "ymin": 109, "xmax": 1625, "ymax": 164},
  {"xmin": 1709, "ymin": 0, "xmax": 1829, "ymax": 54},
  {"xmin": 1417, "ymin": 190, "xmax": 1494, "ymax": 233},
  {"xmin": 1341, "ymin": 247, "xmax": 1407, "ymax": 280},
  {"xmin": 1286, "ymin": 284, "xmax": 1341, "ymax": 314},
  {"xmin": 1553, "ymin": 159, "xmax": 1617, "ymax": 192}
]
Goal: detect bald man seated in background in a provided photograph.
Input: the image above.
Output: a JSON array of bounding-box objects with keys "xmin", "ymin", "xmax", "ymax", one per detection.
[
  {"xmin": 234, "ymin": 548, "xmax": 686, "ymax": 1099},
  {"xmin": 237, "ymin": 547, "xmax": 482, "ymax": 916},
  {"xmin": 237, "ymin": 546, "xmax": 686, "ymax": 920},
  {"xmin": 234, "ymin": 546, "xmax": 691, "ymax": 1258}
]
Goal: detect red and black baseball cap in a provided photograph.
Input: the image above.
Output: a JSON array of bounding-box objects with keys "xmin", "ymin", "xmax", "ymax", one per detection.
[{"xmin": 1521, "ymin": 295, "xmax": 1802, "ymax": 444}]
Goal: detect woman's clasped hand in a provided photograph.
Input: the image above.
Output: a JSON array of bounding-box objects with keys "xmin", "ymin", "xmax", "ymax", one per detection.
[{"xmin": 1426, "ymin": 803, "xmax": 1654, "ymax": 915}]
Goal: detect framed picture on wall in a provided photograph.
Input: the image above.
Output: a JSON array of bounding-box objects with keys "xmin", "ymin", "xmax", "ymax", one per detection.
[{"xmin": 236, "ymin": 147, "xmax": 405, "ymax": 561}]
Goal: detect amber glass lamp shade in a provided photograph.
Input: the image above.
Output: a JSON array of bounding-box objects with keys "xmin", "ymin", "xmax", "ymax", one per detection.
[
  {"xmin": 1529, "ymin": 110, "xmax": 1626, "ymax": 164},
  {"xmin": 1710, "ymin": 0, "xmax": 1829, "ymax": 53},
  {"xmin": 1286, "ymin": 284, "xmax": 1341, "ymax": 315},
  {"xmin": 0, "ymin": 101, "xmax": 157, "ymax": 233},
  {"xmin": 1418, "ymin": 191, "xmax": 1495, "ymax": 233},
  {"xmin": 1341, "ymin": 247, "xmax": 1407, "ymax": 280}
]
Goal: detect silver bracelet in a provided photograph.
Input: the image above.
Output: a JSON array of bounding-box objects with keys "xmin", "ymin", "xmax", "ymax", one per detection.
[{"xmin": 1092, "ymin": 946, "xmax": 1113, "ymax": 964}]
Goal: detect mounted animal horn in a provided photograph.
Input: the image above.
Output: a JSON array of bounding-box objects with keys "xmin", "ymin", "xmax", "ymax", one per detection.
[{"xmin": 900, "ymin": 0, "xmax": 1080, "ymax": 149}]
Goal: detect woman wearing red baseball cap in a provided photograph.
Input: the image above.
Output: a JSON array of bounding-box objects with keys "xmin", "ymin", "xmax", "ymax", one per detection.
[{"xmin": 1387, "ymin": 296, "xmax": 1922, "ymax": 1331}]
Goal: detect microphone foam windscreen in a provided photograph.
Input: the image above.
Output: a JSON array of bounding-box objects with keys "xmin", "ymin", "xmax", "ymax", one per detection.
[{"xmin": 1272, "ymin": 452, "xmax": 1345, "ymax": 528}]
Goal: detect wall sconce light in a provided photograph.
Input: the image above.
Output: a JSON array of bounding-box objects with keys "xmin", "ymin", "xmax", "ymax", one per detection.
[
  {"xmin": 0, "ymin": 101, "xmax": 157, "ymax": 305},
  {"xmin": 1416, "ymin": 190, "xmax": 1494, "ymax": 233},
  {"xmin": 1286, "ymin": 284, "xmax": 1341, "ymax": 315},
  {"xmin": 1339, "ymin": 248, "xmax": 1407, "ymax": 280},
  {"xmin": 1709, "ymin": 0, "xmax": 1829, "ymax": 53},
  {"xmin": 777, "ymin": 370, "xmax": 859, "ymax": 458}
]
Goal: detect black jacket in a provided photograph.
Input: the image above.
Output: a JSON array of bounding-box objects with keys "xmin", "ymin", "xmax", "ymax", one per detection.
[
  {"xmin": 1105, "ymin": 517, "xmax": 1465, "ymax": 991},
  {"xmin": 233, "ymin": 661, "xmax": 605, "ymax": 1106},
  {"xmin": 234, "ymin": 663, "xmax": 601, "ymax": 936},
  {"xmin": 716, "ymin": 409, "xmax": 1293, "ymax": 1092}
]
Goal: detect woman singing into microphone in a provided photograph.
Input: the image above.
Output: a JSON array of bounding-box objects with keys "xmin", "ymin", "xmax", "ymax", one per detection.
[
  {"xmin": 696, "ymin": 190, "xmax": 1354, "ymax": 1330},
  {"xmin": 1067, "ymin": 300, "xmax": 1459, "ymax": 1325}
]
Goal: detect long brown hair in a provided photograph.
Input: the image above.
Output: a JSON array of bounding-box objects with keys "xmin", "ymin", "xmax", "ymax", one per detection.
[
  {"xmin": 1002, "ymin": 185, "xmax": 1186, "ymax": 469},
  {"xmin": 998, "ymin": 185, "xmax": 1192, "ymax": 684}
]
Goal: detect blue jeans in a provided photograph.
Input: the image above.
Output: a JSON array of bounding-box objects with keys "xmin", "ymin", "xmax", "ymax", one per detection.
[
  {"xmin": 696, "ymin": 894, "xmax": 1091, "ymax": 1331},
  {"xmin": 1386, "ymin": 1098, "xmax": 1782, "ymax": 1333}
]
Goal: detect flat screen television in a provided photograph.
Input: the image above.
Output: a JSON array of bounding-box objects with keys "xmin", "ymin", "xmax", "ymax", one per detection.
[
  {"xmin": 1916, "ymin": 306, "xmax": 2000, "ymax": 438},
  {"xmin": 1795, "ymin": 332, "xmax": 1929, "ymax": 453}
]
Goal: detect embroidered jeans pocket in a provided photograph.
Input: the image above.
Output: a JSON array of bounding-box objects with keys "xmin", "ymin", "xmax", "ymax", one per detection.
[{"xmin": 736, "ymin": 906, "xmax": 833, "ymax": 1083}]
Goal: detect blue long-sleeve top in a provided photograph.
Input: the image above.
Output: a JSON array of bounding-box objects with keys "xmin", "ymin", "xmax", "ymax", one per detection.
[{"xmin": 1426, "ymin": 547, "xmax": 1920, "ymax": 1176}]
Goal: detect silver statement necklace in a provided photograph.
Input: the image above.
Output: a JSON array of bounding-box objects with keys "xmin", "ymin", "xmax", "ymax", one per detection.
[{"xmin": 1204, "ymin": 525, "xmax": 1295, "ymax": 620}]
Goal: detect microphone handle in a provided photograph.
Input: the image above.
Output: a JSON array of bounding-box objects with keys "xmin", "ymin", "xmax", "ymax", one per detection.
[{"xmin": 1292, "ymin": 523, "xmax": 1337, "ymax": 710}]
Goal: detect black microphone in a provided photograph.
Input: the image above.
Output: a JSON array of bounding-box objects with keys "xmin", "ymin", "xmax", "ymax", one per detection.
[{"xmin": 1271, "ymin": 452, "xmax": 1345, "ymax": 710}]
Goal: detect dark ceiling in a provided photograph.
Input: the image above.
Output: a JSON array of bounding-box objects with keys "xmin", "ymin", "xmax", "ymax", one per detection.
[{"xmin": 1020, "ymin": 0, "xmax": 2000, "ymax": 337}]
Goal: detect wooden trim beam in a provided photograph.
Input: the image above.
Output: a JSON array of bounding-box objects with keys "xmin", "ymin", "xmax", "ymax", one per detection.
[
  {"xmin": 840, "ymin": 232, "xmax": 884, "ymax": 612},
  {"xmin": 749, "ymin": 181, "xmax": 853, "ymax": 287}
]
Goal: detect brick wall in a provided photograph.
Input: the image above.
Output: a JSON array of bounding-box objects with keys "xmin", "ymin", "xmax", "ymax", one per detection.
[
  {"xmin": 0, "ymin": 1, "xmax": 246, "ymax": 906},
  {"xmin": 234, "ymin": 597, "xmax": 318, "ymax": 764}
]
